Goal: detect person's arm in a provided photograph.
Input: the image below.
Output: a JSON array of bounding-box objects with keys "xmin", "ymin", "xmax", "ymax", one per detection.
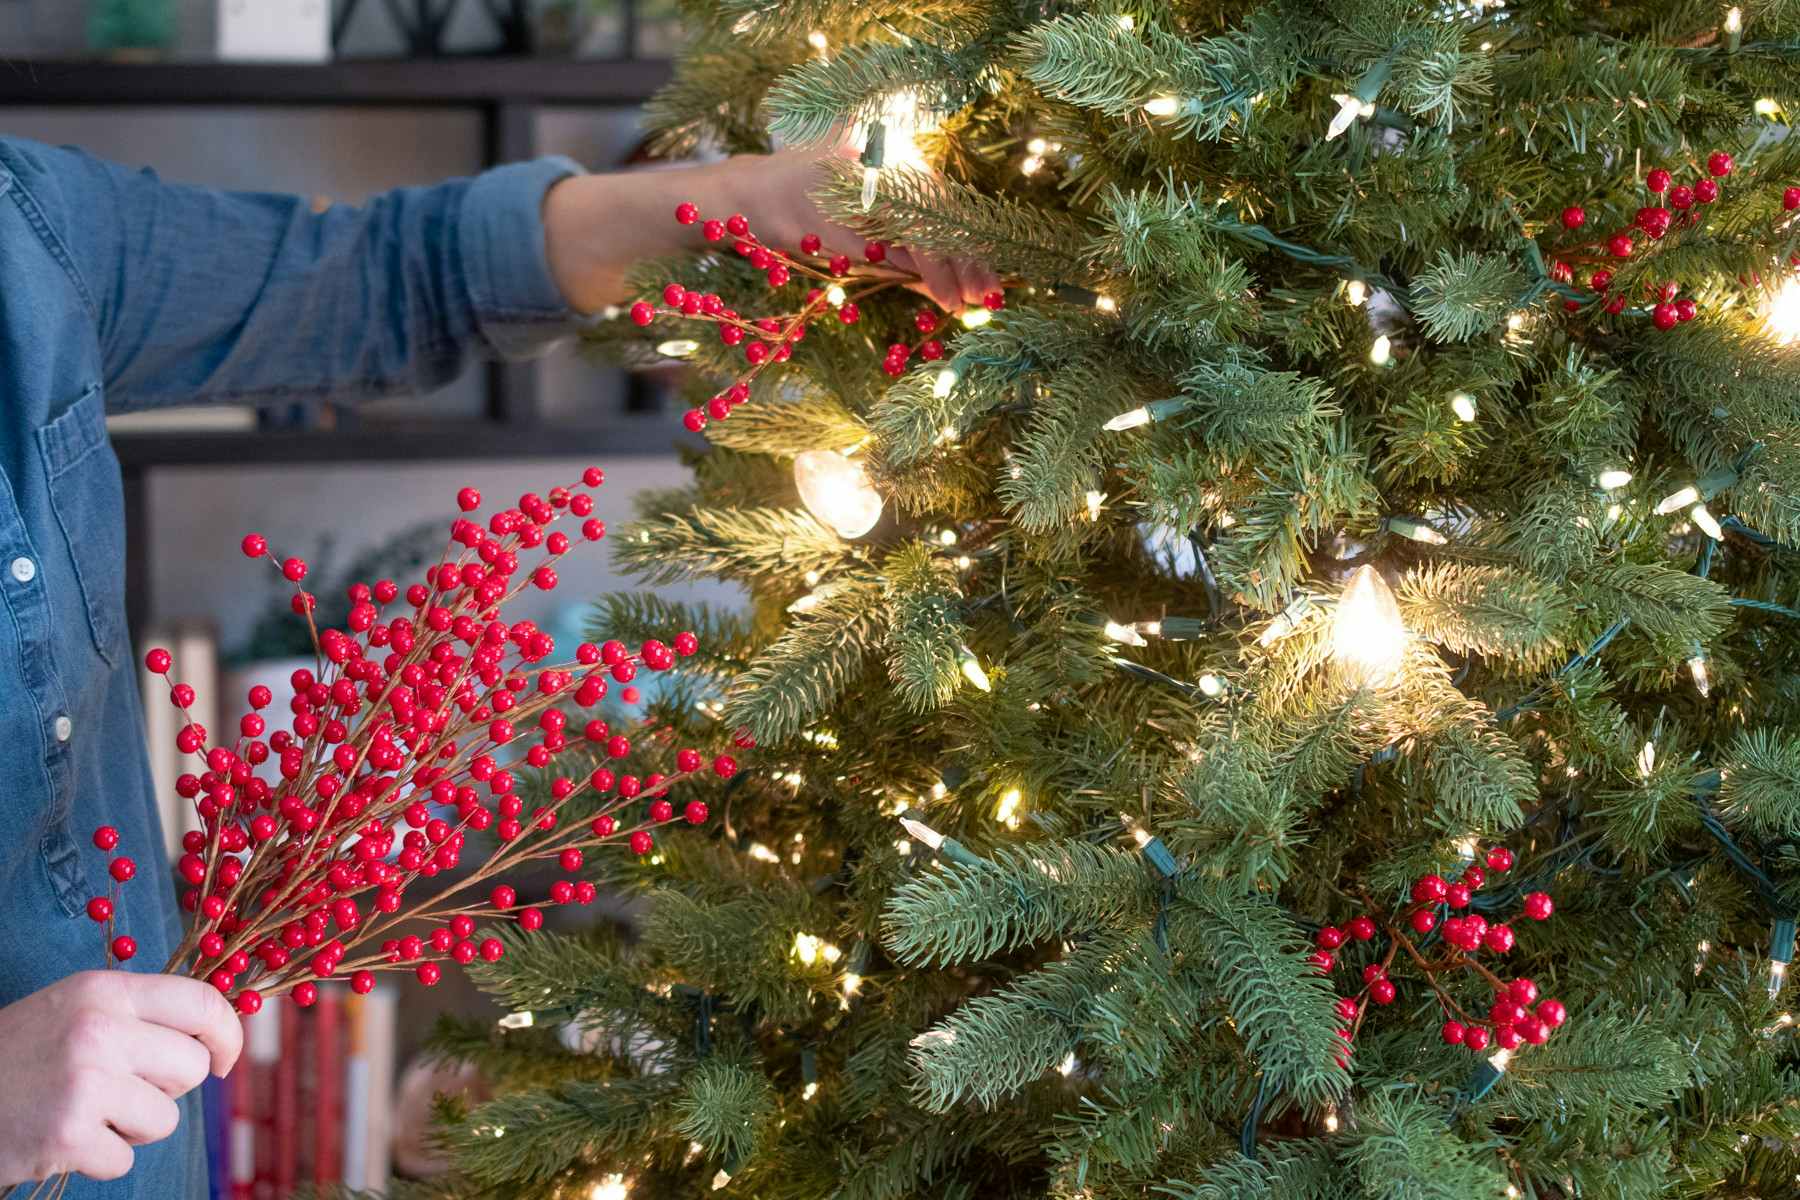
[{"xmin": 0, "ymin": 972, "xmax": 243, "ymax": 1185}]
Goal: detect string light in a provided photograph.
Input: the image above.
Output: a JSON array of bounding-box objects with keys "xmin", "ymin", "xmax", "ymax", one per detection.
[
  {"xmin": 1325, "ymin": 93, "xmax": 1375, "ymax": 140},
  {"xmin": 1386, "ymin": 516, "xmax": 1447, "ymax": 545},
  {"xmin": 498, "ymin": 1011, "xmax": 535, "ymax": 1029},
  {"xmin": 748, "ymin": 842, "xmax": 781, "ymax": 863},
  {"xmin": 1695, "ymin": 939, "xmax": 1711, "ymax": 976},
  {"xmin": 792, "ymin": 932, "xmax": 826, "ymax": 965},
  {"xmin": 1368, "ymin": 334, "xmax": 1393, "ymax": 365},
  {"xmin": 654, "ymin": 339, "xmax": 699, "ymax": 358},
  {"xmin": 1115, "ymin": 14, "xmax": 1135, "ymax": 30},
  {"xmin": 1687, "ymin": 654, "xmax": 1712, "ymax": 697},
  {"xmin": 960, "ymin": 307, "xmax": 994, "ymax": 329},
  {"xmin": 1020, "ymin": 155, "xmax": 1042, "ymax": 176},
  {"xmin": 1762, "ymin": 277, "xmax": 1800, "ymax": 344},
  {"xmin": 938, "ymin": 527, "xmax": 958, "ymax": 546},
  {"xmin": 1085, "ymin": 490, "xmax": 1105, "ymax": 520},
  {"xmin": 1771, "ymin": 918, "xmax": 1795, "ymax": 999},
  {"xmin": 1258, "ymin": 595, "xmax": 1314, "ymax": 646},
  {"xmin": 1637, "ymin": 739, "xmax": 1657, "ymax": 778},
  {"xmin": 591, "ymin": 1175, "xmax": 630, "ymax": 1200},
  {"xmin": 1105, "ymin": 620, "xmax": 1148, "ymax": 647},
  {"xmin": 711, "ymin": 1169, "xmax": 732, "ymax": 1190},
  {"xmin": 793, "ymin": 449, "xmax": 884, "ymax": 539},
  {"xmin": 959, "ymin": 646, "xmax": 992, "ymax": 691},
  {"xmin": 994, "ymin": 787, "xmax": 1024, "ymax": 830},
  {"xmin": 806, "ymin": 30, "xmax": 828, "ymax": 51},
  {"xmin": 1691, "ymin": 504, "xmax": 1724, "ymax": 540},
  {"xmin": 1450, "ymin": 391, "xmax": 1477, "ymax": 422},
  {"xmin": 1143, "ymin": 96, "xmax": 1181, "ymax": 117},
  {"xmin": 825, "ymin": 283, "xmax": 847, "ymax": 306},
  {"xmin": 1598, "ymin": 468, "xmax": 1633, "ymax": 490},
  {"xmin": 1345, "ymin": 279, "xmax": 1368, "ymax": 307},
  {"xmin": 787, "ymin": 591, "xmax": 823, "ymax": 614},
  {"xmin": 1094, "ymin": 294, "xmax": 1119, "ymax": 314},
  {"xmin": 1197, "ymin": 672, "xmax": 1226, "ymax": 698},
  {"xmin": 1322, "ymin": 1105, "xmax": 1340, "ymax": 1133},
  {"xmin": 1332, "ymin": 565, "xmax": 1407, "ymax": 686},
  {"xmin": 1656, "ymin": 485, "xmax": 1700, "ymax": 514},
  {"xmin": 1756, "ymin": 97, "xmax": 1782, "ymax": 117}
]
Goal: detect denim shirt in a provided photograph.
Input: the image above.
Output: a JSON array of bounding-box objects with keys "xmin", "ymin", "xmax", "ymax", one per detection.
[{"xmin": 0, "ymin": 134, "xmax": 581, "ymax": 1197}]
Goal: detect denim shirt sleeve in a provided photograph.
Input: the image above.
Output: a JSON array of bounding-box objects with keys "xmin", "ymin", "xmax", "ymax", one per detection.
[{"xmin": 3, "ymin": 137, "xmax": 583, "ymax": 411}]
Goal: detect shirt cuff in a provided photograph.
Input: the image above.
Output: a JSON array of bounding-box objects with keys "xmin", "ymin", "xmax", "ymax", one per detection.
[{"xmin": 459, "ymin": 155, "xmax": 585, "ymax": 360}]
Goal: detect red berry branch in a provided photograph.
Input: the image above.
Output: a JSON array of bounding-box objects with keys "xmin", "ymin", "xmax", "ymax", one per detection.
[
  {"xmin": 633, "ymin": 204, "xmax": 1007, "ymax": 433},
  {"xmin": 89, "ymin": 470, "xmax": 741, "ymax": 1015},
  {"xmin": 1311, "ymin": 845, "xmax": 1568, "ymax": 1065}
]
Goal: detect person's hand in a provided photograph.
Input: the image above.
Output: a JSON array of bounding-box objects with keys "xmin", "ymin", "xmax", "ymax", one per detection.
[
  {"xmin": 0, "ymin": 971, "xmax": 243, "ymax": 1186},
  {"xmin": 715, "ymin": 146, "xmax": 1001, "ymax": 313},
  {"xmin": 544, "ymin": 148, "xmax": 1000, "ymax": 314}
]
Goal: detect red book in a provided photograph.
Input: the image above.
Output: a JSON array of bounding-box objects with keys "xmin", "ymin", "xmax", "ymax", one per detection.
[
  {"xmin": 314, "ymin": 989, "xmax": 342, "ymax": 1186},
  {"xmin": 246, "ymin": 1006, "xmax": 281, "ymax": 1200},
  {"xmin": 274, "ymin": 1001, "xmax": 299, "ymax": 1196}
]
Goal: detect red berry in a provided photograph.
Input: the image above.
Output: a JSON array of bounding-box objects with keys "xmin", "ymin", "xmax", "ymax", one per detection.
[
  {"xmin": 1669, "ymin": 184, "xmax": 1695, "ymax": 210},
  {"xmin": 110, "ymin": 857, "xmax": 136, "ymax": 883},
  {"xmin": 1536, "ymin": 998, "xmax": 1566, "ymax": 1028},
  {"xmin": 518, "ymin": 907, "xmax": 544, "ymax": 931},
  {"xmin": 650, "ymin": 799, "xmax": 674, "ymax": 823},
  {"xmin": 1335, "ymin": 996, "xmax": 1359, "ymax": 1020},
  {"xmin": 111, "ymin": 935, "xmax": 137, "ymax": 962},
  {"xmin": 1441, "ymin": 1020, "xmax": 1466, "ymax": 1045},
  {"xmin": 1785, "ymin": 187, "xmax": 1800, "ymax": 211},
  {"xmin": 1604, "ymin": 293, "xmax": 1627, "ymax": 314},
  {"xmin": 1410, "ymin": 909, "xmax": 1437, "ymax": 934},
  {"xmin": 240, "ymin": 533, "xmax": 269, "ymax": 558},
  {"xmin": 1462, "ymin": 1025, "xmax": 1490, "ymax": 1051},
  {"xmin": 1519, "ymin": 1017, "xmax": 1550, "ymax": 1045},
  {"xmin": 702, "ymin": 219, "xmax": 725, "ymax": 241},
  {"xmin": 767, "ymin": 265, "xmax": 790, "ymax": 288},
  {"xmin": 1608, "ymin": 233, "xmax": 1634, "ymax": 258},
  {"xmin": 1370, "ymin": 978, "xmax": 1397, "ymax": 1005},
  {"xmin": 1508, "ymin": 978, "xmax": 1539, "ymax": 1005},
  {"xmin": 799, "ymin": 233, "xmax": 822, "ymax": 254},
  {"xmin": 281, "ymin": 557, "xmax": 307, "ymax": 582},
  {"xmin": 982, "ymin": 289, "xmax": 1006, "ymax": 311},
  {"xmin": 864, "ymin": 241, "xmax": 887, "ymax": 263},
  {"xmin": 713, "ymin": 755, "xmax": 738, "ymax": 778},
  {"xmin": 1675, "ymin": 297, "xmax": 1697, "ymax": 322},
  {"xmin": 480, "ymin": 938, "xmax": 504, "ymax": 962},
  {"xmin": 1411, "ymin": 874, "xmax": 1448, "ymax": 903},
  {"xmin": 92, "ymin": 825, "xmax": 120, "ymax": 851},
  {"xmin": 1560, "ymin": 206, "xmax": 1585, "ymax": 229},
  {"xmin": 1523, "ymin": 891, "xmax": 1554, "ymax": 920},
  {"xmin": 1347, "ymin": 915, "xmax": 1377, "ymax": 941},
  {"xmin": 629, "ymin": 830, "xmax": 654, "ymax": 855},
  {"xmin": 416, "ymin": 962, "xmax": 442, "ymax": 986},
  {"xmin": 1483, "ymin": 924, "xmax": 1515, "ymax": 954},
  {"xmin": 1695, "ymin": 178, "xmax": 1719, "ymax": 203},
  {"xmin": 490, "ymin": 885, "xmax": 516, "ymax": 910},
  {"xmin": 675, "ymin": 202, "xmax": 699, "ymax": 224},
  {"xmin": 1362, "ymin": 963, "xmax": 1385, "ymax": 984},
  {"xmin": 144, "ymin": 648, "xmax": 172, "ymax": 674},
  {"xmin": 1486, "ymin": 847, "xmax": 1514, "ymax": 872},
  {"xmin": 838, "ymin": 302, "xmax": 860, "ymax": 324},
  {"xmin": 726, "ymin": 214, "xmax": 750, "ymax": 237},
  {"xmin": 828, "ymin": 254, "xmax": 851, "ymax": 276},
  {"xmin": 559, "ymin": 847, "xmax": 584, "ymax": 873},
  {"xmin": 86, "ymin": 896, "xmax": 112, "ymax": 922},
  {"xmin": 1707, "ymin": 151, "xmax": 1734, "ymax": 178},
  {"xmin": 674, "ymin": 631, "xmax": 700, "ymax": 656},
  {"xmin": 1445, "ymin": 883, "xmax": 1471, "ymax": 909},
  {"xmin": 1647, "ymin": 167, "xmax": 1672, "ymax": 193},
  {"xmin": 591, "ymin": 814, "xmax": 616, "ymax": 837},
  {"xmin": 683, "ymin": 409, "xmax": 707, "ymax": 433},
  {"xmin": 1316, "ymin": 925, "xmax": 1346, "ymax": 950},
  {"xmin": 1589, "ymin": 269, "xmax": 1613, "ymax": 292},
  {"xmin": 236, "ymin": 990, "xmax": 263, "ymax": 1015},
  {"xmin": 292, "ymin": 982, "xmax": 318, "ymax": 1008},
  {"xmin": 629, "ymin": 301, "xmax": 655, "ymax": 326},
  {"xmin": 685, "ymin": 800, "xmax": 709, "ymax": 825},
  {"xmin": 351, "ymin": 970, "xmax": 375, "ymax": 995},
  {"xmin": 1653, "ymin": 302, "xmax": 1679, "ymax": 331}
]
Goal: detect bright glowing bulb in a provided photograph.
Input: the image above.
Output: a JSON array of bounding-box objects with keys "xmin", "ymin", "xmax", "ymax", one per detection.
[
  {"xmin": 1652, "ymin": 485, "xmax": 1698, "ymax": 514},
  {"xmin": 748, "ymin": 842, "xmax": 781, "ymax": 863},
  {"xmin": 1345, "ymin": 279, "xmax": 1367, "ymax": 307},
  {"xmin": 938, "ymin": 527, "xmax": 958, "ymax": 546},
  {"xmin": 1026, "ymin": 137, "xmax": 1048, "ymax": 155},
  {"xmin": 1763, "ymin": 277, "xmax": 1800, "ymax": 343},
  {"xmin": 960, "ymin": 650, "xmax": 992, "ymax": 691},
  {"xmin": 825, "ymin": 283, "xmax": 847, "ymax": 305},
  {"xmin": 806, "ymin": 30, "xmax": 828, "ymax": 50},
  {"xmin": 960, "ymin": 307, "xmax": 993, "ymax": 329},
  {"xmin": 899, "ymin": 815, "xmax": 945, "ymax": 850},
  {"xmin": 1094, "ymin": 294, "xmax": 1119, "ymax": 313},
  {"xmin": 1598, "ymin": 468, "xmax": 1633, "ymax": 490},
  {"xmin": 498, "ymin": 1011, "xmax": 535, "ymax": 1029},
  {"xmin": 655, "ymin": 339, "xmax": 699, "ymax": 358},
  {"xmin": 1772, "ymin": 959, "xmax": 1789, "ymax": 998},
  {"xmin": 995, "ymin": 787, "xmax": 1023, "ymax": 829},
  {"xmin": 842, "ymin": 971, "xmax": 862, "ymax": 997},
  {"xmin": 793, "ymin": 932, "xmax": 824, "ymax": 965},
  {"xmin": 1369, "ymin": 334, "xmax": 1393, "ymax": 365},
  {"xmin": 802, "ymin": 1081, "xmax": 819, "ymax": 1100},
  {"xmin": 1688, "ymin": 654, "xmax": 1711, "ymax": 697},
  {"xmin": 1332, "ymin": 565, "xmax": 1407, "ymax": 686},
  {"xmin": 860, "ymin": 165, "xmax": 879, "ymax": 211},
  {"xmin": 1086, "ymin": 490, "xmax": 1105, "ymax": 520},
  {"xmin": 1505, "ymin": 1188, "xmax": 1521, "ymax": 1200},
  {"xmin": 1488, "ymin": 1047, "xmax": 1515, "ymax": 1072},
  {"xmin": 1020, "ymin": 155, "xmax": 1043, "ymax": 176},
  {"xmin": 793, "ymin": 449, "xmax": 883, "ymax": 539},
  {"xmin": 1726, "ymin": 6, "xmax": 1743, "ymax": 32},
  {"xmin": 1506, "ymin": 311, "xmax": 1527, "ymax": 332},
  {"xmin": 1058, "ymin": 1052, "xmax": 1078, "ymax": 1076},
  {"xmin": 1144, "ymin": 95, "xmax": 1180, "ymax": 117},
  {"xmin": 1757, "ymin": 97, "xmax": 1781, "ymax": 116},
  {"xmin": 1450, "ymin": 392, "xmax": 1477, "ymax": 422},
  {"xmin": 1326, "ymin": 93, "xmax": 1375, "ymax": 140},
  {"xmin": 1387, "ymin": 517, "xmax": 1447, "ymax": 545},
  {"xmin": 711, "ymin": 1169, "xmax": 732, "ymax": 1190},
  {"xmin": 1691, "ymin": 503, "xmax": 1724, "ymax": 540},
  {"xmin": 1637, "ymin": 739, "xmax": 1657, "ymax": 778},
  {"xmin": 1103, "ymin": 405, "xmax": 1151, "ymax": 432},
  {"xmin": 930, "ymin": 781, "xmax": 947, "ymax": 800},
  {"xmin": 1323, "ymin": 1107, "xmax": 1339, "ymax": 1133},
  {"xmin": 591, "ymin": 1174, "xmax": 630, "ymax": 1200},
  {"xmin": 1197, "ymin": 673, "xmax": 1225, "ymax": 698},
  {"xmin": 1116, "ymin": 14, "xmax": 1135, "ymax": 30},
  {"xmin": 1104, "ymin": 620, "xmax": 1147, "ymax": 647}
]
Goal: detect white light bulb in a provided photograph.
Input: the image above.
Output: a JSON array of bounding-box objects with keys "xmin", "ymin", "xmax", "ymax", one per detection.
[
  {"xmin": 1094, "ymin": 294, "xmax": 1119, "ymax": 313},
  {"xmin": 1332, "ymin": 565, "xmax": 1407, "ymax": 686},
  {"xmin": 1687, "ymin": 655, "xmax": 1711, "ymax": 697},
  {"xmin": 1757, "ymin": 97, "xmax": 1781, "ymax": 116},
  {"xmin": 1772, "ymin": 959, "xmax": 1789, "ymax": 999},
  {"xmin": 959, "ymin": 649, "xmax": 992, "ymax": 691},
  {"xmin": 1103, "ymin": 406, "xmax": 1151, "ymax": 432},
  {"xmin": 1144, "ymin": 96, "xmax": 1180, "ymax": 117},
  {"xmin": 1085, "ymin": 490, "xmax": 1105, "ymax": 520},
  {"xmin": 1115, "ymin": 14, "xmax": 1135, "ymax": 30},
  {"xmin": 933, "ymin": 367, "xmax": 957, "ymax": 398},
  {"xmin": 498, "ymin": 1011, "xmax": 535, "ymax": 1029},
  {"xmin": 1637, "ymin": 739, "xmax": 1657, "ymax": 779},
  {"xmin": 806, "ymin": 30, "xmax": 828, "ymax": 51},
  {"xmin": 1763, "ymin": 277, "xmax": 1800, "ymax": 344},
  {"xmin": 1345, "ymin": 279, "xmax": 1367, "ymax": 307},
  {"xmin": 1450, "ymin": 392, "xmax": 1477, "ymax": 422},
  {"xmin": 1691, "ymin": 503, "xmax": 1724, "ymax": 540},
  {"xmin": 1369, "ymin": 334, "xmax": 1393, "ymax": 365},
  {"xmin": 960, "ymin": 308, "xmax": 993, "ymax": 329},
  {"xmin": 1020, "ymin": 155, "xmax": 1043, "ymax": 176},
  {"xmin": 860, "ymin": 165, "xmax": 879, "ymax": 211},
  {"xmin": 1026, "ymin": 137, "xmax": 1048, "ymax": 155},
  {"xmin": 1726, "ymin": 6, "xmax": 1743, "ymax": 32},
  {"xmin": 1326, "ymin": 93, "xmax": 1375, "ymax": 140},
  {"xmin": 1648, "ymin": 485, "xmax": 1699, "ymax": 515},
  {"xmin": 591, "ymin": 1174, "xmax": 630, "ymax": 1200},
  {"xmin": 1197, "ymin": 673, "xmax": 1225, "ymax": 698},
  {"xmin": 1058, "ymin": 1051, "xmax": 1079, "ymax": 1076},
  {"xmin": 1104, "ymin": 620, "xmax": 1148, "ymax": 647},
  {"xmin": 899, "ymin": 815, "xmax": 945, "ymax": 850},
  {"xmin": 825, "ymin": 283, "xmax": 847, "ymax": 306},
  {"xmin": 793, "ymin": 449, "xmax": 883, "ymax": 539},
  {"xmin": 938, "ymin": 527, "xmax": 958, "ymax": 546},
  {"xmin": 1598, "ymin": 469, "xmax": 1633, "ymax": 490},
  {"xmin": 655, "ymin": 339, "xmax": 699, "ymax": 359},
  {"xmin": 1488, "ymin": 1047, "xmax": 1515, "ymax": 1072},
  {"xmin": 793, "ymin": 932, "xmax": 824, "ymax": 965},
  {"xmin": 994, "ymin": 787, "xmax": 1023, "ymax": 829}
]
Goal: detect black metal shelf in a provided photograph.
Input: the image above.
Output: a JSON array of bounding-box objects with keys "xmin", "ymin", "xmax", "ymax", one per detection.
[
  {"xmin": 0, "ymin": 57, "xmax": 671, "ymax": 106},
  {"xmin": 111, "ymin": 419, "xmax": 693, "ymax": 468}
]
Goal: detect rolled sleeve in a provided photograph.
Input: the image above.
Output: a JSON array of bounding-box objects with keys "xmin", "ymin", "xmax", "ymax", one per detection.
[{"xmin": 459, "ymin": 155, "xmax": 586, "ymax": 360}]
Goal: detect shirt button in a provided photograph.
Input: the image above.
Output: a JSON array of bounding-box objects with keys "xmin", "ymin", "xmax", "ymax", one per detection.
[
  {"xmin": 53, "ymin": 715, "xmax": 72, "ymax": 743},
  {"xmin": 9, "ymin": 557, "xmax": 35, "ymax": 583}
]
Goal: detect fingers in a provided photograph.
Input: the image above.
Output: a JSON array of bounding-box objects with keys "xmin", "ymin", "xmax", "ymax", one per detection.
[
  {"xmin": 116, "ymin": 973, "xmax": 244, "ymax": 1077},
  {"xmin": 98, "ymin": 1074, "xmax": 181, "ymax": 1149},
  {"xmin": 909, "ymin": 254, "xmax": 967, "ymax": 312},
  {"xmin": 952, "ymin": 259, "xmax": 1001, "ymax": 310},
  {"xmin": 124, "ymin": 1022, "xmax": 213, "ymax": 1099},
  {"xmin": 67, "ymin": 1128, "xmax": 134, "ymax": 1183}
]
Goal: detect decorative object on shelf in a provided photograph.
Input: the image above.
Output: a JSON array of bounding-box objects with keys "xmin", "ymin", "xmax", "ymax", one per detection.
[
  {"xmin": 330, "ymin": 0, "xmax": 556, "ymax": 56},
  {"xmin": 87, "ymin": 0, "xmax": 175, "ymax": 57},
  {"xmin": 218, "ymin": 0, "xmax": 332, "ymax": 62}
]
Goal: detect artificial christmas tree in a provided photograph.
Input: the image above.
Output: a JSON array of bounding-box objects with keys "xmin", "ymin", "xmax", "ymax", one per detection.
[{"xmin": 413, "ymin": 3, "xmax": 1800, "ymax": 1197}]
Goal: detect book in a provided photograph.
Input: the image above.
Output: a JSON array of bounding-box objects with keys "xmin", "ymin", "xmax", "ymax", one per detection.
[
  {"xmin": 239, "ymin": 1003, "xmax": 282, "ymax": 1200},
  {"xmin": 274, "ymin": 998, "xmax": 299, "ymax": 1196},
  {"xmin": 344, "ymin": 985, "xmax": 398, "ymax": 1191},
  {"xmin": 315, "ymin": 989, "xmax": 342, "ymax": 1187}
]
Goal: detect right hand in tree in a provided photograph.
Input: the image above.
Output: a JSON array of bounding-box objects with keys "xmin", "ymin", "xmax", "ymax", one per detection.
[{"xmin": 0, "ymin": 971, "xmax": 243, "ymax": 1185}]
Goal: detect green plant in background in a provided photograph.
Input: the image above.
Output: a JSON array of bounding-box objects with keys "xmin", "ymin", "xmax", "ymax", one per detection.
[
  {"xmin": 87, "ymin": 0, "xmax": 174, "ymax": 53},
  {"xmin": 231, "ymin": 518, "xmax": 445, "ymax": 664},
  {"xmin": 391, "ymin": 2, "xmax": 1800, "ymax": 1198}
]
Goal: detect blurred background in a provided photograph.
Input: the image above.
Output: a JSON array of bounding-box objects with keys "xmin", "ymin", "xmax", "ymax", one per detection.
[{"xmin": 1, "ymin": 3, "xmax": 726, "ymax": 1192}]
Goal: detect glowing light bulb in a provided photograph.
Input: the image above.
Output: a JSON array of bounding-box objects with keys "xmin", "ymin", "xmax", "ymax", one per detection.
[
  {"xmin": 1688, "ymin": 654, "xmax": 1711, "ymax": 697},
  {"xmin": 1655, "ymin": 485, "xmax": 1699, "ymax": 514},
  {"xmin": 1345, "ymin": 279, "xmax": 1367, "ymax": 307},
  {"xmin": 793, "ymin": 932, "xmax": 824, "ymax": 965},
  {"xmin": 938, "ymin": 527, "xmax": 958, "ymax": 546},
  {"xmin": 806, "ymin": 30, "xmax": 828, "ymax": 51},
  {"xmin": 1598, "ymin": 468, "xmax": 1633, "ymax": 490},
  {"xmin": 1387, "ymin": 516, "xmax": 1447, "ymax": 545},
  {"xmin": 842, "ymin": 971, "xmax": 862, "ymax": 997},
  {"xmin": 1763, "ymin": 277, "xmax": 1800, "ymax": 344},
  {"xmin": 712, "ymin": 1169, "xmax": 732, "ymax": 1190},
  {"xmin": 1726, "ymin": 6, "xmax": 1743, "ymax": 32},
  {"xmin": 591, "ymin": 1175, "xmax": 630, "ymax": 1200},
  {"xmin": 1103, "ymin": 405, "xmax": 1151, "ymax": 431},
  {"xmin": 498, "ymin": 1011, "xmax": 534, "ymax": 1029},
  {"xmin": 1450, "ymin": 392, "xmax": 1477, "ymax": 422},
  {"xmin": 1116, "ymin": 14, "xmax": 1135, "ymax": 30},
  {"xmin": 1020, "ymin": 155, "xmax": 1043, "ymax": 176},
  {"xmin": 655, "ymin": 339, "xmax": 699, "ymax": 358},
  {"xmin": 802, "ymin": 1080, "xmax": 819, "ymax": 1100},
  {"xmin": 825, "ymin": 283, "xmax": 847, "ymax": 306},
  {"xmin": 1326, "ymin": 93, "xmax": 1375, "ymax": 140},
  {"xmin": 1143, "ymin": 96, "xmax": 1180, "ymax": 117},
  {"xmin": 1104, "ymin": 620, "xmax": 1148, "ymax": 647},
  {"xmin": 1197, "ymin": 673, "xmax": 1225, "ymax": 697},
  {"xmin": 960, "ymin": 308, "xmax": 993, "ymax": 329},
  {"xmin": 1691, "ymin": 503, "xmax": 1724, "ymax": 540},
  {"xmin": 860, "ymin": 165, "xmax": 879, "ymax": 211},
  {"xmin": 1757, "ymin": 97, "xmax": 1781, "ymax": 116},
  {"xmin": 995, "ymin": 788, "xmax": 1023, "ymax": 829},
  {"xmin": 1772, "ymin": 959, "xmax": 1789, "ymax": 998},
  {"xmin": 899, "ymin": 814, "xmax": 945, "ymax": 850},
  {"xmin": 793, "ymin": 449, "xmax": 883, "ymax": 539},
  {"xmin": 932, "ymin": 367, "xmax": 957, "ymax": 399},
  {"xmin": 1026, "ymin": 137, "xmax": 1048, "ymax": 155},
  {"xmin": 1085, "ymin": 490, "xmax": 1105, "ymax": 520},
  {"xmin": 1488, "ymin": 1047, "xmax": 1515, "ymax": 1072},
  {"xmin": 1094, "ymin": 294, "xmax": 1119, "ymax": 313},
  {"xmin": 1332, "ymin": 565, "xmax": 1407, "ymax": 687},
  {"xmin": 959, "ymin": 648, "xmax": 992, "ymax": 691},
  {"xmin": 1637, "ymin": 739, "xmax": 1657, "ymax": 778},
  {"xmin": 1058, "ymin": 1052, "xmax": 1078, "ymax": 1076},
  {"xmin": 1323, "ymin": 1107, "xmax": 1340, "ymax": 1133},
  {"xmin": 748, "ymin": 842, "xmax": 781, "ymax": 863},
  {"xmin": 1369, "ymin": 334, "xmax": 1393, "ymax": 365}
]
